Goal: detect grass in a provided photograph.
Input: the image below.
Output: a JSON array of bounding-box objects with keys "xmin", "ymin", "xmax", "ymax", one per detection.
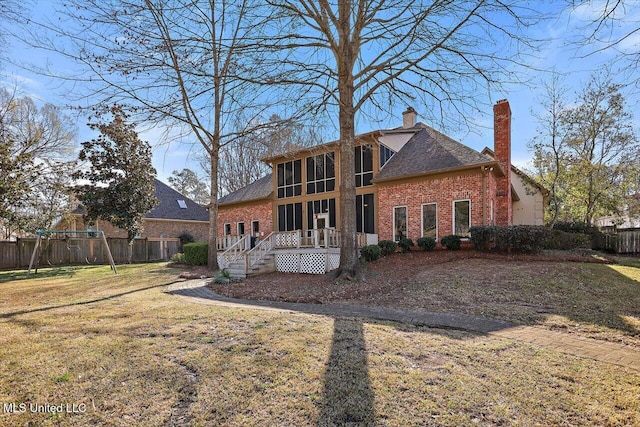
[{"xmin": 0, "ymin": 262, "xmax": 639, "ymax": 425}]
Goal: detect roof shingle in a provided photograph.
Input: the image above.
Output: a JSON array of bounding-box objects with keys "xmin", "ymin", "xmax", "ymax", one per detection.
[
  {"xmin": 218, "ymin": 174, "xmax": 273, "ymax": 205},
  {"xmin": 374, "ymin": 125, "xmax": 494, "ymax": 181}
]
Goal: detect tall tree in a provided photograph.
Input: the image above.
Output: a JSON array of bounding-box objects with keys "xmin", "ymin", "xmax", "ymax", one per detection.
[
  {"xmin": 215, "ymin": 114, "xmax": 321, "ymax": 195},
  {"xmin": 267, "ymin": 0, "xmax": 541, "ymax": 278},
  {"xmin": 529, "ymin": 74, "xmax": 570, "ymax": 226},
  {"xmin": 531, "ymin": 72, "xmax": 639, "ymax": 225},
  {"xmin": 72, "ymin": 108, "xmax": 158, "ymax": 262},
  {"xmin": 23, "ymin": 0, "xmax": 287, "ymax": 270},
  {"xmin": 0, "ymin": 87, "xmax": 77, "ymax": 237},
  {"xmin": 168, "ymin": 168, "xmax": 210, "ymax": 206}
]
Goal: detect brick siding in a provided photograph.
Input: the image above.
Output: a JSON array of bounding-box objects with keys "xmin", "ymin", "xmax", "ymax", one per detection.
[
  {"xmin": 217, "ymin": 200, "xmax": 273, "ymax": 237},
  {"xmin": 377, "ymin": 171, "xmax": 499, "ymax": 242}
]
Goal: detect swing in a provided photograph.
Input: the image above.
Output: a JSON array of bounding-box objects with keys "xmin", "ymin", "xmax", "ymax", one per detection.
[{"xmin": 27, "ymin": 230, "xmax": 118, "ymax": 277}]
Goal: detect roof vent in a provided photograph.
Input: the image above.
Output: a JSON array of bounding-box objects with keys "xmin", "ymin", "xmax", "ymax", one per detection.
[{"xmin": 177, "ymin": 200, "xmax": 187, "ymax": 209}]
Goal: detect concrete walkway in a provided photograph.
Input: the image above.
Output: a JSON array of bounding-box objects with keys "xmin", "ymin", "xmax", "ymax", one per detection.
[{"xmin": 166, "ymin": 279, "xmax": 640, "ymax": 372}]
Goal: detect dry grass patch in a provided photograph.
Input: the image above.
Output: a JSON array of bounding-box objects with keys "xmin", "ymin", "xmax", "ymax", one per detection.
[{"xmin": 0, "ymin": 263, "xmax": 639, "ymax": 425}]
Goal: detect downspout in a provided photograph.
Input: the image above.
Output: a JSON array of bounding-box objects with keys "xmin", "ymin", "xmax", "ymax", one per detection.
[{"xmin": 481, "ymin": 166, "xmax": 487, "ymax": 225}]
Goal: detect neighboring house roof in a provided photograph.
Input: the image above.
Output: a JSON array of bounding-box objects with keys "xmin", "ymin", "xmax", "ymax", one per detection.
[
  {"xmin": 218, "ymin": 174, "xmax": 273, "ymax": 206},
  {"xmin": 374, "ymin": 124, "xmax": 498, "ymax": 182},
  {"xmin": 71, "ymin": 179, "xmax": 210, "ymax": 222}
]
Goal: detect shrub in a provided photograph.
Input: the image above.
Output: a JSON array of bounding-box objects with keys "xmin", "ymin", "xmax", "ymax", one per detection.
[
  {"xmin": 440, "ymin": 235, "xmax": 462, "ymax": 250},
  {"xmin": 398, "ymin": 237, "xmax": 414, "ymax": 253},
  {"xmin": 378, "ymin": 240, "xmax": 398, "ymax": 256},
  {"xmin": 469, "ymin": 226, "xmax": 496, "ymax": 251},
  {"xmin": 360, "ymin": 244, "xmax": 381, "ymax": 262},
  {"xmin": 183, "ymin": 242, "xmax": 208, "ymax": 265},
  {"xmin": 178, "ymin": 232, "xmax": 195, "ymax": 249},
  {"xmin": 214, "ymin": 269, "xmax": 232, "ymax": 284},
  {"xmin": 416, "ymin": 237, "xmax": 436, "ymax": 251},
  {"xmin": 170, "ymin": 252, "xmax": 186, "ymax": 264}
]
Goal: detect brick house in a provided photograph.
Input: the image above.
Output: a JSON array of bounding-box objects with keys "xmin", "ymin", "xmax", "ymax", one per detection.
[
  {"xmin": 218, "ymin": 99, "xmax": 546, "ymax": 245},
  {"xmin": 58, "ymin": 179, "xmax": 210, "ymax": 241}
]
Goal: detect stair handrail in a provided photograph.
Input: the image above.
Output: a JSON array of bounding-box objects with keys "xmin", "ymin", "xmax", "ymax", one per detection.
[
  {"xmin": 219, "ymin": 234, "xmax": 251, "ymax": 268},
  {"xmin": 243, "ymin": 232, "xmax": 275, "ymax": 270}
]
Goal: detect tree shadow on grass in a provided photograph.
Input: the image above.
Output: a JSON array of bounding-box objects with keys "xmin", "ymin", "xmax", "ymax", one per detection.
[{"xmin": 317, "ymin": 317, "xmax": 376, "ymax": 427}]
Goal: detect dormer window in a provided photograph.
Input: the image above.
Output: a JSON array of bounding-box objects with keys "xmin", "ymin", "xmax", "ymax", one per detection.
[{"xmin": 177, "ymin": 200, "xmax": 187, "ymax": 209}]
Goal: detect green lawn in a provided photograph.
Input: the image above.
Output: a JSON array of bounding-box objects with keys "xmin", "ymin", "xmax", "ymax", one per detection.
[{"xmin": 0, "ymin": 263, "xmax": 638, "ymax": 426}]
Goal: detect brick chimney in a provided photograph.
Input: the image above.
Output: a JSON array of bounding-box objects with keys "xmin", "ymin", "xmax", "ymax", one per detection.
[
  {"xmin": 402, "ymin": 107, "xmax": 417, "ymax": 128},
  {"xmin": 493, "ymin": 99, "xmax": 512, "ymax": 226}
]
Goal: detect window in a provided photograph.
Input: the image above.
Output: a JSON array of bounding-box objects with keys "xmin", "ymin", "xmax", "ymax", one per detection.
[
  {"xmin": 224, "ymin": 223, "xmax": 231, "ymax": 235},
  {"xmin": 393, "ymin": 206, "xmax": 407, "ymax": 242},
  {"xmin": 422, "ymin": 203, "xmax": 437, "ymax": 239},
  {"xmin": 356, "ymin": 194, "xmax": 375, "ymax": 234},
  {"xmin": 277, "ymin": 202, "xmax": 303, "ymax": 231},
  {"xmin": 453, "ymin": 200, "xmax": 471, "ymax": 236},
  {"xmin": 177, "ymin": 199, "xmax": 187, "ymax": 209},
  {"xmin": 306, "ymin": 152, "xmax": 335, "ymax": 194},
  {"xmin": 379, "ymin": 144, "xmax": 396, "ymax": 168},
  {"xmin": 237, "ymin": 222, "xmax": 245, "ymax": 236},
  {"xmin": 252, "ymin": 220, "xmax": 259, "ymax": 235},
  {"xmin": 306, "ymin": 198, "xmax": 336, "ymax": 230},
  {"xmin": 355, "ymin": 144, "xmax": 373, "ymax": 187},
  {"xmin": 276, "ymin": 159, "xmax": 302, "ymax": 198}
]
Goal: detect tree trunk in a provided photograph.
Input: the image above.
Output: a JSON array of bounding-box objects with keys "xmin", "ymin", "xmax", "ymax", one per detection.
[
  {"xmin": 208, "ymin": 147, "xmax": 220, "ymax": 271},
  {"xmin": 335, "ymin": 0, "xmax": 360, "ymax": 279}
]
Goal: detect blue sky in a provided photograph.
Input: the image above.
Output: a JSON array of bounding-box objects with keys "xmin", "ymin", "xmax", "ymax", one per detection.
[{"xmin": 2, "ymin": 1, "xmax": 638, "ymax": 182}]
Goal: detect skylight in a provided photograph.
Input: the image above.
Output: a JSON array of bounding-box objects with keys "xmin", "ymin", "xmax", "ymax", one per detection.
[{"xmin": 177, "ymin": 200, "xmax": 187, "ymax": 209}]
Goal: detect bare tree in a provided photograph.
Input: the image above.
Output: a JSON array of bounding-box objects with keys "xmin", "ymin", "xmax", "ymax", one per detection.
[
  {"xmin": 214, "ymin": 113, "xmax": 321, "ymax": 195},
  {"xmin": 0, "ymin": 87, "xmax": 77, "ymax": 237},
  {"xmin": 22, "ymin": 0, "xmax": 286, "ymax": 269},
  {"xmin": 529, "ymin": 74, "xmax": 570, "ymax": 227},
  {"xmin": 266, "ymin": 0, "xmax": 542, "ymax": 279}
]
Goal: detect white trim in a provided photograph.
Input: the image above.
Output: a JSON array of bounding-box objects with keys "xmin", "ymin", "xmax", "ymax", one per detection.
[
  {"xmin": 421, "ymin": 202, "xmax": 438, "ymax": 240},
  {"xmin": 392, "ymin": 205, "xmax": 408, "ymax": 242},
  {"xmin": 237, "ymin": 221, "xmax": 245, "ymax": 236},
  {"xmin": 224, "ymin": 223, "xmax": 231, "ymax": 236},
  {"xmin": 452, "ymin": 199, "xmax": 471, "ymax": 236},
  {"xmin": 251, "ymin": 219, "xmax": 260, "ymax": 236}
]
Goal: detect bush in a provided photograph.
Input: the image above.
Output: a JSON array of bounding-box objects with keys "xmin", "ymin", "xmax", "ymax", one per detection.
[
  {"xmin": 416, "ymin": 237, "xmax": 436, "ymax": 251},
  {"xmin": 378, "ymin": 240, "xmax": 398, "ymax": 256},
  {"xmin": 360, "ymin": 245, "xmax": 381, "ymax": 262},
  {"xmin": 398, "ymin": 237, "xmax": 414, "ymax": 253},
  {"xmin": 440, "ymin": 235, "xmax": 462, "ymax": 250},
  {"xmin": 183, "ymin": 242, "xmax": 208, "ymax": 265},
  {"xmin": 178, "ymin": 232, "xmax": 195, "ymax": 248},
  {"xmin": 214, "ymin": 269, "xmax": 232, "ymax": 284},
  {"xmin": 469, "ymin": 226, "xmax": 496, "ymax": 251},
  {"xmin": 170, "ymin": 252, "xmax": 186, "ymax": 264}
]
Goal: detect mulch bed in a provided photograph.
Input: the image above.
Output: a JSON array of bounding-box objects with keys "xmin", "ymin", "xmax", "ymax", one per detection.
[{"xmin": 194, "ymin": 249, "xmax": 616, "ymax": 304}]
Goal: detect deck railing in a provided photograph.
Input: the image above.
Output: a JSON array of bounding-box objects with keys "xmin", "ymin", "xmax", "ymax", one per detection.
[
  {"xmin": 218, "ymin": 234, "xmax": 251, "ymax": 268},
  {"xmin": 244, "ymin": 232, "xmax": 275, "ymax": 271},
  {"xmin": 217, "ymin": 235, "xmax": 245, "ymax": 251}
]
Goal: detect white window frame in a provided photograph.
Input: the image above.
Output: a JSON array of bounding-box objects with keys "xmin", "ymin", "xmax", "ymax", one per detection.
[
  {"xmin": 393, "ymin": 205, "xmax": 408, "ymax": 242},
  {"xmin": 251, "ymin": 220, "xmax": 260, "ymax": 236},
  {"xmin": 452, "ymin": 199, "xmax": 471, "ymax": 237},
  {"xmin": 237, "ymin": 221, "xmax": 245, "ymax": 236},
  {"xmin": 224, "ymin": 223, "xmax": 231, "ymax": 236},
  {"xmin": 421, "ymin": 203, "xmax": 438, "ymax": 240}
]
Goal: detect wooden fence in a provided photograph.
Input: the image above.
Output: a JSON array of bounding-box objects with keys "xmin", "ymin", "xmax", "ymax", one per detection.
[
  {"xmin": 608, "ymin": 228, "xmax": 640, "ymax": 254},
  {"xmin": 0, "ymin": 237, "xmax": 180, "ymax": 270}
]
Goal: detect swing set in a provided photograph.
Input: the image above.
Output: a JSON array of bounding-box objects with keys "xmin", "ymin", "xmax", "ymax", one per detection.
[{"xmin": 27, "ymin": 230, "xmax": 118, "ymax": 277}]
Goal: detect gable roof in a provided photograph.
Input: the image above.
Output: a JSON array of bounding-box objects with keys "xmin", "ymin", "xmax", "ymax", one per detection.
[
  {"xmin": 374, "ymin": 124, "xmax": 499, "ymax": 182},
  {"xmin": 218, "ymin": 174, "xmax": 273, "ymax": 206},
  {"xmin": 146, "ymin": 179, "xmax": 209, "ymax": 221},
  {"xmin": 72, "ymin": 179, "xmax": 210, "ymax": 222},
  {"xmin": 481, "ymin": 147, "xmax": 549, "ymax": 196}
]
